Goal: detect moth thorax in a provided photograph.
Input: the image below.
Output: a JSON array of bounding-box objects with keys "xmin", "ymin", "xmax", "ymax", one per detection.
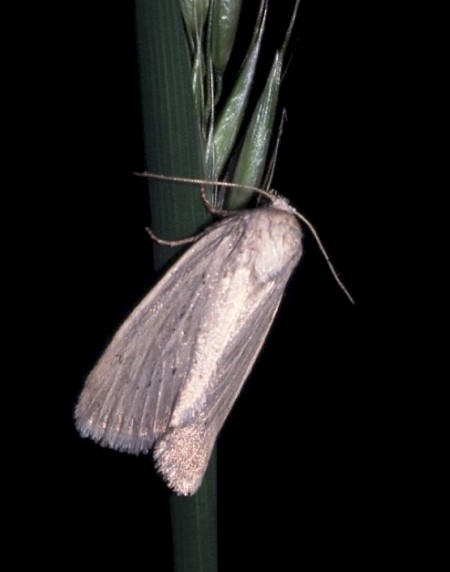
[{"xmin": 252, "ymin": 211, "xmax": 303, "ymax": 282}]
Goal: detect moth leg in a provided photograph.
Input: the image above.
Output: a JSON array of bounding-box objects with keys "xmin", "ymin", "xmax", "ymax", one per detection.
[
  {"xmin": 144, "ymin": 226, "xmax": 204, "ymax": 246},
  {"xmin": 198, "ymin": 185, "xmax": 231, "ymax": 217}
]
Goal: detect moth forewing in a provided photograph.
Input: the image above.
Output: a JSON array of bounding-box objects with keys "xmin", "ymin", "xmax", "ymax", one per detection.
[{"xmin": 75, "ymin": 197, "xmax": 303, "ymax": 495}]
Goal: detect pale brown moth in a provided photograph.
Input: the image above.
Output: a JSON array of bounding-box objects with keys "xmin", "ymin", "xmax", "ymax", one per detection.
[{"xmin": 75, "ymin": 176, "xmax": 352, "ymax": 495}]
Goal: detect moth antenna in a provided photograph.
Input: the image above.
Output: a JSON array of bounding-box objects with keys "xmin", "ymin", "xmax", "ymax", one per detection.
[
  {"xmin": 292, "ymin": 209, "xmax": 355, "ymax": 305},
  {"xmin": 134, "ymin": 171, "xmax": 275, "ymax": 203},
  {"xmin": 135, "ymin": 171, "xmax": 354, "ymax": 303}
]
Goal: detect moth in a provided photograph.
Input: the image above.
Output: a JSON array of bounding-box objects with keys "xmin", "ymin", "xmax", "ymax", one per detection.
[{"xmin": 75, "ymin": 182, "xmax": 351, "ymax": 495}]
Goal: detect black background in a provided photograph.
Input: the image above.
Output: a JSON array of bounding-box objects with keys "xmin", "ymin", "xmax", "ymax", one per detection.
[{"xmin": 15, "ymin": 1, "xmax": 391, "ymax": 569}]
